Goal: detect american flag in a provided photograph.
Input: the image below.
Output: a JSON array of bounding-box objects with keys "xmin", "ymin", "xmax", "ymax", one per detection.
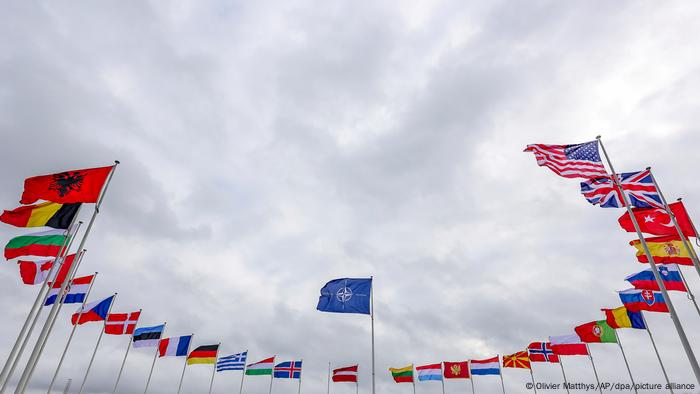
[
  {"xmin": 524, "ymin": 141, "xmax": 608, "ymax": 179},
  {"xmin": 580, "ymin": 169, "xmax": 663, "ymax": 209}
]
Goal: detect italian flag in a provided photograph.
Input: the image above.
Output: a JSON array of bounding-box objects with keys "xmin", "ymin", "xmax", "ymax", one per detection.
[
  {"xmin": 245, "ymin": 357, "xmax": 275, "ymax": 375},
  {"xmin": 4, "ymin": 229, "xmax": 68, "ymax": 260}
]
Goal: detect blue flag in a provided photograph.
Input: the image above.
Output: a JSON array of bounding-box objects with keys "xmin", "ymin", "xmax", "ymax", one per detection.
[{"xmin": 317, "ymin": 278, "xmax": 372, "ymax": 315}]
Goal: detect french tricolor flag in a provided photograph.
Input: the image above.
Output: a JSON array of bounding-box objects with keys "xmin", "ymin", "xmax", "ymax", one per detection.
[
  {"xmin": 159, "ymin": 335, "xmax": 192, "ymax": 357},
  {"xmin": 45, "ymin": 275, "xmax": 94, "ymax": 306},
  {"xmin": 469, "ymin": 357, "xmax": 500, "ymax": 375},
  {"xmin": 71, "ymin": 295, "xmax": 115, "ymax": 325}
]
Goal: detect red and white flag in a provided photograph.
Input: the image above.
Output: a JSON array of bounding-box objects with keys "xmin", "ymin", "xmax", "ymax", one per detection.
[
  {"xmin": 17, "ymin": 259, "xmax": 53, "ymax": 285},
  {"xmin": 549, "ymin": 334, "xmax": 588, "ymax": 356},
  {"xmin": 105, "ymin": 311, "xmax": 141, "ymax": 335},
  {"xmin": 332, "ymin": 365, "xmax": 358, "ymax": 383}
]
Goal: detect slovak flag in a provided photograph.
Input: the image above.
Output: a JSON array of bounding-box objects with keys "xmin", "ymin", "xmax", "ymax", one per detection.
[
  {"xmin": 619, "ymin": 289, "xmax": 669, "ymax": 313},
  {"xmin": 71, "ymin": 295, "xmax": 115, "ymax": 325},
  {"xmin": 105, "ymin": 311, "xmax": 141, "ymax": 335},
  {"xmin": 159, "ymin": 335, "xmax": 192, "ymax": 357},
  {"xmin": 45, "ymin": 275, "xmax": 94, "ymax": 306}
]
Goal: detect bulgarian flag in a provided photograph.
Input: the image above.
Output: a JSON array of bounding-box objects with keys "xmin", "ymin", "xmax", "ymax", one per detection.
[
  {"xmin": 246, "ymin": 357, "xmax": 275, "ymax": 375},
  {"xmin": 389, "ymin": 365, "xmax": 414, "ymax": 383},
  {"xmin": 4, "ymin": 229, "xmax": 68, "ymax": 260}
]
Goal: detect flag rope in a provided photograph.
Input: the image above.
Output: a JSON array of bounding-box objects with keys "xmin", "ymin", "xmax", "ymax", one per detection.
[{"xmin": 78, "ymin": 293, "xmax": 118, "ymax": 394}]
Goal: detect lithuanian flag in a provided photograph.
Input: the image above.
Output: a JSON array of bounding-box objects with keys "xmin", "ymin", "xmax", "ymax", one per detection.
[
  {"xmin": 389, "ymin": 365, "xmax": 414, "ymax": 383},
  {"xmin": 4, "ymin": 229, "xmax": 68, "ymax": 260},
  {"xmin": 0, "ymin": 202, "xmax": 80, "ymax": 229},
  {"xmin": 630, "ymin": 235, "xmax": 694, "ymax": 266},
  {"xmin": 187, "ymin": 344, "xmax": 219, "ymax": 365}
]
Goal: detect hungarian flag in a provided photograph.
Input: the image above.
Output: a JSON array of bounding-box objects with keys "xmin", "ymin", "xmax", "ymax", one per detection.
[
  {"xmin": 17, "ymin": 259, "xmax": 53, "ymax": 285},
  {"xmin": 549, "ymin": 334, "xmax": 588, "ymax": 356},
  {"xmin": 0, "ymin": 202, "xmax": 80, "ymax": 229},
  {"xmin": 601, "ymin": 306, "xmax": 645, "ymax": 329},
  {"xmin": 502, "ymin": 352, "xmax": 530, "ymax": 369},
  {"xmin": 389, "ymin": 365, "xmax": 414, "ymax": 383},
  {"xmin": 20, "ymin": 166, "xmax": 113, "ymax": 204},
  {"xmin": 4, "ymin": 229, "xmax": 68, "ymax": 260},
  {"xmin": 574, "ymin": 320, "xmax": 617, "ymax": 343},
  {"xmin": 72, "ymin": 295, "xmax": 115, "ymax": 325},
  {"xmin": 630, "ymin": 235, "xmax": 694, "ymax": 266},
  {"xmin": 246, "ymin": 357, "xmax": 275, "ymax": 375},
  {"xmin": 187, "ymin": 344, "xmax": 219, "ymax": 365},
  {"xmin": 105, "ymin": 311, "xmax": 141, "ymax": 335},
  {"xmin": 618, "ymin": 202, "xmax": 696, "ymax": 236},
  {"xmin": 332, "ymin": 365, "xmax": 358, "ymax": 382},
  {"xmin": 619, "ymin": 289, "xmax": 669, "ymax": 313},
  {"xmin": 443, "ymin": 361, "xmax": 469, "ymax": 378},
  {"xmin": 527, "ymin": 342, "xmax": 559, "ymax": 363}
]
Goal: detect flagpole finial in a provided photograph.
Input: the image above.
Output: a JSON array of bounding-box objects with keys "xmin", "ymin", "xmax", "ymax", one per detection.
[
  {"xmin": 596, "ymin": 135, "xmax": 601, "ymax": 139},
  {"xmin": 114, "ymin": 160, "xmax": 121, "ymax": 165},
  {"xmin": 678, "ymin": 198, "xmax": 683, "ymax": 201},
  {"xmin": 646, "ymin": 166, "xmax": 651, "ymax": 170}
]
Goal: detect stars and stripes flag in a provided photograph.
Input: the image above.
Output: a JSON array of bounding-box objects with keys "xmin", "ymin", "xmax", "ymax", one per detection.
[
  {"xmin": 580, "ymin": 169, "xmax": 663, "ymax": 209},
  {"xmin": 524, "ymin": 141, "xmax": 608, "ymax": 179},
  {"xmin": 217, "ymin": 351, "xmax": 248, "ymax": 372}
]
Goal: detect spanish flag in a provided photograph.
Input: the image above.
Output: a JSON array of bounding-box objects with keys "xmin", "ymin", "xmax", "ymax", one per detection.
[
  {"xmin": 630, "ymin": 235, "xmax": 694, "ymax": 266},
  {"xmin": 0, "ymin": 202, "xmax": 80, "ymax": 229},
  {"xmin": 187, "ymin": 344, "xmax": 219, "ymax": 365}
]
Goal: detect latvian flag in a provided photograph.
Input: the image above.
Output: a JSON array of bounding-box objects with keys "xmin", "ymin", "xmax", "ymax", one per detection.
[
  {"xmin": 45, "ymin": 275, "xmax": 93, "ymax": 306},
  {"xmin": 105, "ymin": 311, "xmax": 141, "ymax": 335},
  {"xmin": 332, "ymin": 365, "xmax": 358, "ymax": 383},
  {"xmin": 159, "ymin": 335, "xmax": 192, "ymax": 357}
]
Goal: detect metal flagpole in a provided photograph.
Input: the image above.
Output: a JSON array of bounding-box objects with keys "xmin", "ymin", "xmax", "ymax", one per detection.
[
  {"xmin": 412, "ymin": 374, "xmax": 416, "ymax": 394},
  {"xmin": 676, "ymin": 265, "xmax": 700, "ymax": 318},
  {"xmin": 0, "ymin": 219, "xmax": 82, "ymax": 391},
  {"xmin": 558, "ymin": 358, "xmax": 570, "ymax": 394},
  {"xmin": 468, "ymin": 361, "xmax": 475, "ymax": 394},
  {"xmin": 46, "ymin": 270, "xmax": 98, "ymax": 394},
  {"xmin": 355, "ymin": 366, "xmax": 358, "ymax": 394},
  {"xmin": 498, "ymin": 356, "xmax": 506, "ymax": 394},
  {"xmin": 677, "ymin": 198, "xmax": 700, "ymax": 248},
  {"xmin": 370, "ymin": 276, "xmax": 375, "ymax": 394},
  {"xmin": 144, "ymin": 322, "xmax": 166, "ymax": 394},
  {"xmin": 440, "ymin": 363, "xmax": 445, "ymax": 394},
  {"xmin": 238, "ymin": 351, "xmax": 247, "ymax": 394},
  {"xmin": 597, "ymin": 137, "xmax": 700, "ymax": 383},
  {"xmin": 585, "ymin": 345, "xmax": 602, "ymax": 394},
  {"xmin": 640, "ymin": 312, "xmax": 673, "ymax": 393},
  {"xmin": 297, "ymin": 359, "xmax": 303, "ymax": 394},
  {"xmin": 327, "ymin": 362, "xmax": 331, "ymax": 394},
  {"xmin": 15, "ymin": 162, "xmax": 120, "ymax": 394},
  {"xmin": 61, "ymin": 379, "xmax": 71, "ymax": 394},
  {"xmin": 268, "ymin": 365, "xmax": 274, "ymax": 394},
  {"xmin": 528, "ymin": 368, "xmax": 537, "ymax": 394},
  {"xmin": 176, "ymin": 334, "xmax": 194, "ymax": 394},
  {"xmin": 111, "ymin": 309, "xmax": 142, "ymax": 394},
  {"xmin": 613, "ymin": 330, "xmax": 637, "ymax": 394},
  {"xmin": 208, "ymin": 343, "xmax": 220, "ymax": 394},
  {"xmin": 78, "ymin": 292, "xmax": 118, "ymax": 394}
]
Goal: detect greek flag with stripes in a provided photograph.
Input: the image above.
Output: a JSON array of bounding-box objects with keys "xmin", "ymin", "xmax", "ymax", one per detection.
[{"xmin": 217, "ymin": 351, "xmax": 248, "ymax": 372}]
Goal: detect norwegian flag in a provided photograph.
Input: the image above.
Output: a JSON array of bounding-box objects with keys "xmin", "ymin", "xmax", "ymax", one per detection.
[
  {"xmin": 524, "ymin": 141, "xmax": 608, "ymax": 179},
  {"xmin": 527, "ymin": 342, "xmax": 559, "ymax": 363},
  {"xmin": 105, "ymin": 311, "xmax": 141, "ymax": 335},
  {"xmin": 580, "ymin": 169, "xmax": 663, "ymax": 209}
]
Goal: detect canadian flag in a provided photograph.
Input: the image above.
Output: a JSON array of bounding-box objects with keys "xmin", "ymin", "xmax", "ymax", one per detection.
[
  {"xmin": 17, "ymin": 259, "xmax": 53, "ymax": 285},
  {"xmin": 332, "ymin": 365, "xmax": 358, "ymax": 383},
  {"xmin": 105, "ymin": 311, "xmax": 141, "ymax": 335}
]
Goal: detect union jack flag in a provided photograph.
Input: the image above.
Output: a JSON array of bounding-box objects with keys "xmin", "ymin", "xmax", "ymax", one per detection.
[
  {"xmin": 580, "ymin": 170, "xmax": 663, "ymax": 209},
  {"xmin": 524, "ymin": 141, "xmax": 608, "ymax": 179}
]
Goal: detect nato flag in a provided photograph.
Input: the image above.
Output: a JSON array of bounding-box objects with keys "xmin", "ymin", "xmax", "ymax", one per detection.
[{"xmin": 317, "ymin": 278, "xmax": 372, "ymax": 315}]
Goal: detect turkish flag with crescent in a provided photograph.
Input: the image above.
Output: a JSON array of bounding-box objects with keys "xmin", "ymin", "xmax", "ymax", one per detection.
[
  {"xmin": 20, "ymin": 166, "xmax": 113, "ymax": 205},
  {"xmin": 618, "ymin": 201, "xmax": 696, "ymax": 237}
]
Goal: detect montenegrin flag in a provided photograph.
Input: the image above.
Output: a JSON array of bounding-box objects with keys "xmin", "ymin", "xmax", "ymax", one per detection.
[
  {"xmin": 574, "ymin": 320, "xmax": 617, "ymax": 343},
  {"xmin": 246, "ymin": 357, "xmax": 275, "ymax": 375},
  {"xmin": 443, "ymin": 361, "xmax": 470, "ymax": 378},
  {"xmin": 625, "ymin": 264, "xmax": 686, "ymax": 292},
  {"xmin": 20, "ymin": 165, "xmax": 113, "ymax": 204},
  {"xmin": 601, "ymin": 306, "xmax": 645, "ymax": 329},
  {"xmin": 630, "ymin": 235, "xmax": 694, "ymax": 266},
  {"xmin": 416, "ymin": 363, "xmax": 442, "ymax": 381},
  {"xmin": 0, "ymin": 202, "xmax": 80, "ymax": 229},
  {"xmin": 389, "ymin": 365, "xmax": 414, "ymax": 383},
  {"xmin": 4, "ymin": 229, "xmax": 68, "ymax": 259}
]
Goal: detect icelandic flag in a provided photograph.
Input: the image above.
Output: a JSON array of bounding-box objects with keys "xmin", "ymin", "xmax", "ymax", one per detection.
[
  {"xmin": 317, "ymin": 278, "xmax": 371, "ymax": 315},
  {"xmin": 132, "ymin": 324, "xmax": 165, "ymax": 348},
  {"xmin": 159, "ymin": 335, "xmax": 192, "ymax": 357},
  {"xmin": 416, "ymin": 363, "xmax": 442, "ymax": 381},
  {"xmin": 44, "ymin": 275, "xmax": 94, "ymax": 306},
  {"xmin": 469, "ymin": 357, "xmax": 500, "ymax": 376},
  {"xmin": 71, "ymin": 295, "xmax": 114, "ymax": 325},
  {"xmin": 619, "ymin": 289, "xmax": 669, "ymax": 313},
  {"xmin": 625, "ymin": 264, "xmax": 686, "ymax": 292},
  {"xmin": 274, "ymin": 361, "xmax": 302, "ymax": 379}
]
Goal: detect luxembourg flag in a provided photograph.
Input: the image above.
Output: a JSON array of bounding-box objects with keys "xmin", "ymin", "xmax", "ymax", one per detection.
[
  {"xmin": 470, "ymin": 357, "xmax": 500, "ymax": 376},
  {"xmin": 71, "ymin": 295, "xmax": 115, "ymax": 325},
  {"xmin": 416, "ymin": 363, "xmax": 442, "ymax": 381},
  {"xmin": 159, "ymin": 335, "xmax": 192, "ymax": 357},
  {"xmin": 625, "ymin": 264, "xmax": 686, "ymax": 292},
  {"xmin": 44, "ymin": 275, "xmax": 94, "ymax": 306}
]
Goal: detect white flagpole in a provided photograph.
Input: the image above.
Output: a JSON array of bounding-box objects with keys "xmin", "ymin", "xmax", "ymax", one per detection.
[
  {"xmin": 111, "ymin": 309, "xmax": 142, "ymax": 394},
  {"xmin": 239, "ymin": 351, "xmax": 248, "ymax": 394},
  {"xmin": 78, "ymin": 293, "xmax": 118, "ymax": 394},
  {"xmin": 497, "ymin": 356, "xmax": 505, "ymax": 394},
  {"xmin": 327, "ymin": 362, "xmax": 331, "ymax": 394},
  {"xmin": 61, "ymin": 379, "xmax": 71, "ymax": 394},
  {"xmin": 676, "ymin": 267, "xmax": 700, "ymax": 318},
  {"xmin": 297, "ymin": 359, "xmax": 303, "ymax": 394},
  {"xmin": 468, "ymin": 361, "xmax": 475, "ymax": 394},
  {"xmin": 597, "ymin": 137, "xmax": 700, "ymax": 383},
  {"xmin": 370, "ymin": 276, "xmax": 375, "ymax": 394},
  {"xmin": 176, "ymin": 334, "xmax": 194, "ymax": 394},
  {"xmin": 585, "ymin": 345, "xmax": 602, "ymax": 394},
  {"xmin": 639, "ymin": 313, "xmax": 673, "ymax": 393},
  {"xmin": 677, "ymin": 198, "xmax": 700, "ymax": 247},
  {"xmin": 46, "ymin": 270, "xmax": 98, "ymax": 393},
  {"xmin": 613, "ymin": 330, "xmax": 638, "ymax": 394},
  {"xmin": 356, "ymin": 365, "xmax": 359, "ymax": 394},
  {"xmin": 558, "ymin": 358, "xmax": 570, "ymax": 394},
  {"xmin": 15, "ymin": 162, "xmax": 120, "ymax": 394},
  {"xmin": 208, "ymin": 343, "xmax": 220, "ymax": 394},
  {"xmin": 143, "ymin": 322, "xmax": 167, "ymax": 394},
  {"xmin": 268, "ymin": 366, "xmax": 274, "ymax": 394},
  {"xmin": 440, "ymin": 363, "xmax": 445, "ymax": 394},
  {"xmin": 0, "ymin": 220, "xmax": 82, "ymax": 392},
  {"xmin": 528, "ymin": 367, "xmax": 536, "ymax": 394}
]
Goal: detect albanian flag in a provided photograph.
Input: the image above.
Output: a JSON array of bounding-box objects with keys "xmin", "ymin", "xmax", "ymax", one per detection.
[
  {"xmin": 618, "ymin": 202, "xmax": 696, "ymax": 237},
  {"xmin": 20, "ymin": 166, "xmax": 113, "ymax": 204}
]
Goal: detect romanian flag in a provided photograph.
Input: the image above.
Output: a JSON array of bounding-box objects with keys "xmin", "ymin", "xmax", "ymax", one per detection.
[
  {"xmin": 4, "ymin": 229, "xmax": 68, "ymax": 260},
  {"xmin": 389, "ymin": 365, "xmax": 414, "ymax": 383},
  {"xmin": 0, "ymin": 202, "xmax": 80, "ymax": 229},
  {"xmin": 20, "ymin": 165, "xmax": 113, "ymax": 204},
  {"xmin": 502, "ymin": 351, "xmax": 530, "ymax": 369},
  {"xmin": 630, "ymin": 235, "xmax": 694, "ymax": 266},
  {"xmin": 601, "ymin": 306, "xmax": 645, "ymax": 329},
  {"xmin": 187, "ymin": 344, "xmax": 219, "ymax": 365}
]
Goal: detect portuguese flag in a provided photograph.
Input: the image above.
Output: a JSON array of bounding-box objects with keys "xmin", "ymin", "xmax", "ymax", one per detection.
[
  {"xmin": 574, "ymin": 320, "xmax": 617, "ymax": 343},
  {"xmin": 389, "ymin": 365, "xmax": 414, "ymax": 383},
  {"xmin": 20, "ymin": 165, "xmax": 113, "ymax": 204},
  {"xmin": 246, "ymin": 357, "xmax": 275, "ymax": 375},
  {"xmin": 5, "ymin": 229, "xmax": 68, "ymax": 260},
  {"xmin": 187, "ymin": 344, "xmax": 219, "ymax": 365},
  {"xmin": 1, "ymin": 202, "xmax": 80, "ymax": 229}
]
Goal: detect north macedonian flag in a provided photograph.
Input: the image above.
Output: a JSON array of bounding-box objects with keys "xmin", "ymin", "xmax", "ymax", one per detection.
[
  {"xmin": 502, "ymin": 351, "xmax": 530, "ymax": 369},
  {"xmin": 4, "ymin": 229, "xmax": 68, "ymax": 260},
  {"xmin": 389, "ymin": 365, "xmax": 414, "ymax": 383},
  {"xmin": 187, "ymin": 344, "xmax": 220, "ymax": 365},
  {"xmin": 630, "ymin": 235, "xmax": 694, "ymax": 266},
  {"xmin": 20, "ymin": 166, "xmax": 113, "ymax": 204},
  {"xmin": 0, "ymin": 202, "xmax": 80, "ymax": 229}
]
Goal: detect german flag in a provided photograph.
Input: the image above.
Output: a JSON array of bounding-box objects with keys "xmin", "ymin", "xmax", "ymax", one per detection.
[
  {"xmin": 0, "ymin": 202, "xmax": 80, "ymax": 229},
  {"xmin": 187, "ymin": 344, "xmax": 219, "ymax": 365},
  {"xmin": 502, "ymin": 351, "xmax": 530, "ymax": 369}
]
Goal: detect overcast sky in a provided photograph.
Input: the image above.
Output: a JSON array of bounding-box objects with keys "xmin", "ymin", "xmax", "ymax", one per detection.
[{"xmin": 2, "ymin": 1, "xmax": 700, "ymax": 393}]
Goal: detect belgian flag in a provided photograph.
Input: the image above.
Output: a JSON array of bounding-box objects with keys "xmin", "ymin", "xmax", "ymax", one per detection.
[
  {"xmin": 0, "ymin": 202, "xmax": 80, "ymax": 229},
  {"xmin": 187, "ymin": 344, "xmax": 219, "ymax": 365}
]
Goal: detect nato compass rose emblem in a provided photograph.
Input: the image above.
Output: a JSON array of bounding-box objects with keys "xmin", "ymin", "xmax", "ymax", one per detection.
[
  {"xmin": 337, "ymin": 286, "xmax": 353, "ymax": 303},
  {"xmin": 641, "ymin": 290, "xmax": 656, "ymax": 306}
]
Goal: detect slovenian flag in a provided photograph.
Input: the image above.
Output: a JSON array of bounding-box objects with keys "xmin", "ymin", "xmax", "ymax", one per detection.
[
  {"xmin": 625, "ymin": 264, "xmax": 686, "ymax": 292},
  {"xmin": 416, "ymin": 363, "xmax": 442, "ymax": 381},
  {"xmin": 159, "ymin": 335, "xmax": 192, "ymax": 357},
  {"xmin": 71, "ymin": 295, "xmax": 114, "ymax": 325},
  {"xmin": 469, "ymin": 357, "xmax": 500, "ymax": 376},
  {"xmin": 45, "ymin": 275, "xmax": 94, "ymax": 306}
]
